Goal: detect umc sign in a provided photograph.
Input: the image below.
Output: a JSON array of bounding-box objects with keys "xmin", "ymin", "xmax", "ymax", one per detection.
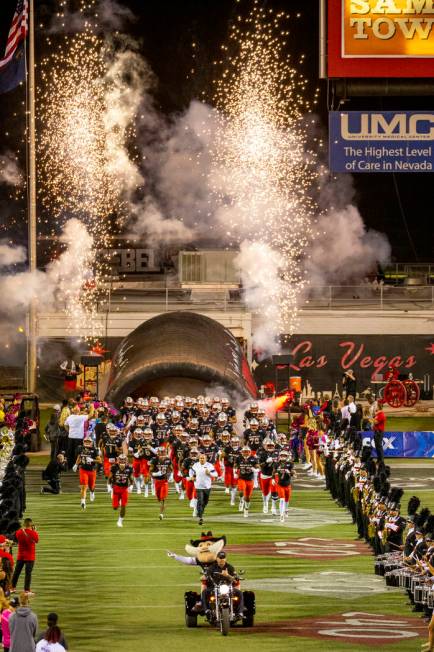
[
  {"xmin": 329, "ymin": 111, "xmax": 434, "ymax": 171},
  {"xmin": 328, "ymin": 0, "xmax": 434, "ymax": 76}
]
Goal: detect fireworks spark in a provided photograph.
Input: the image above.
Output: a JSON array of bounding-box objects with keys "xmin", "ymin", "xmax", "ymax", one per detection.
[
  {"xmin": 211, "ymin": 1, "xmax": 317, "ymax": 350},
  {"xmin": 37, "ymin": 0, "xmax": 143, "ymax": 337}
]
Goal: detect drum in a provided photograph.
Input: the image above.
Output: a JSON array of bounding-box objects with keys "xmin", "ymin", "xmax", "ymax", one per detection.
[
  {"xmin": 414, "ymin": 584, "xmax": 425, "ymax": 603},
  {"xmin": 385, "ymin": 570, "xmax": 400, "ymax": 587},
  {"xmin": 399, "ymin": 571, "xmax": 413, "ymax": 589},
  {"xmin": 375, "ymin": 561, "xmax": 384, "ymax": 576},
  {"xmin": 422, "ymin": 586, "xmax": 431, "ymax": 605}
]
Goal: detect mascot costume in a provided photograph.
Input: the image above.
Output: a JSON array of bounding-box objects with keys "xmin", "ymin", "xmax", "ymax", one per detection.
[{"xmin": 167, "ymin": 531, "xmax": 226, "ymax": 569}]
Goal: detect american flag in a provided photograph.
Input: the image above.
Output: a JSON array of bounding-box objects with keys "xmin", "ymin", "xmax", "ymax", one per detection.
[{"xmin": 0, "ymin": 0, "xmax": 28, "ymax": 70}]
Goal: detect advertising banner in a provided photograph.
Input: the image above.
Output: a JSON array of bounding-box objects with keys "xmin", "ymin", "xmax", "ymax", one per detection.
[
  {"xmin": 253, "ymin": 334, "xmax": 434, "ymax": 394},
  {"xmin": 362, "ymin": 432, "xmax": 434, "ymax": 457},
  {"xmin": 329, "ymin": 111, "xmax": 434, "ymax": 172},
  {"xmin": 328, "ymin": 0, "xmax": 434, "ymax": 77}
]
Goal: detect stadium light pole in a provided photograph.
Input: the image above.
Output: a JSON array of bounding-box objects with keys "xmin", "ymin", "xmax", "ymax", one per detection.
[{"xmin": 27, "ymin": 0, "xmax": 37, "ymax": 394}]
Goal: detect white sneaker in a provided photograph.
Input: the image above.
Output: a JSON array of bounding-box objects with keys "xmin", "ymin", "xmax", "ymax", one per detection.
[
  {"xmin": 271, "ymin": 505, "xmax": 277, "ymax": 515},
  {"xmin": 230, "ymin": 498, "xmax": 235, "ymax": 506},
  {"xmin": 193, "ymin": 508, "xmax": 197, "ymax": 517},
  {"xmin": 307, "ymin": 470, "xmax": 314, "ymax": 476},
  {"xmin": 189, "ymin": 499, "xmax": 195, "ymax": 508},
  {"xmin": 304, "ymin": 463, "xmax": 312, "ymax": 471},
  {"xmin": 151, "ymin": 485, "xmax": 156, "ymax": 496},
  {"xmin": 243, "ymin": 508, "xmax": 249, "ymax": 518},
  {"xmin": 106, "ymin": 483, "xmax": 111, "ymax": 493},
  {"xmin": 117, "ymin": 518, "xmax": 123, "ymax": 528},
  {"xmin": 136, "ymin": 487, "xmax": 142, "ymax": 494},
  {"xmin": 81, "ymin": 500, "xmax": 86, "ymax": 510},
  {"xmin": 179, "ymin": 492, "xmax": 185, "ymax": 500},
  {"xmin": 159, "ymin": 513, "xmax": 164, "ymax": 520},
  {"xmin": 225, "ymin": 487, "xmax": 230, "ymax": 494},
  {"xmin": 90, "ymin": 492, "xmax": 95, "ymax": 502},
  {"xmin": 144, "ymin": 486, "xmax": 149, "ymax": 497},
  {"xmin": 238, "ymin": 498, "xmax": 244, "ymax": 512},
  {"xmin": 280, "ymin": 514, "xmax": 285, "ymax": 523},
  {"xmin": 263, "ymin": 504, "xmax": 269, "ymax": 514}
]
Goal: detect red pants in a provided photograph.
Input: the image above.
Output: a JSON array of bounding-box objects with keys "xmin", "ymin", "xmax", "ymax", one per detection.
[
  {"xmin": 224, "ymin": 466, "xmax": 237, "ymax": 488},
  {"xmin": 183, "ymin": 478, "xmax": 196, "ymax": 500},
  {"xmin": 277, "ymin": 485, "xmax": 292, "ymax": 501},
  {"xmin": 132, "ymin": 458, "xmax": 149, "ymax": 478},
  {"xmin": 260, "ymin": 476, "xmax": 272, "ymax": 496},
  {"xmin": 79, "ymin": 469, "xmax": 96, "ymax": 490},
  {"xmin": 103, "ymin": 457, "xmax": 116, "ymax": 477},
  {"xmin": 214, "ymin": 460, "xmax": 222, "ymax": 476},
  {"xmin": 112, "ymin": 486, "xmax": 129, "ymax": 508},
  {"xmin": 237, "ymin": 479, "xmax": 254, "ymax": 500},
  {"xmin": 155, "ymin": 479, "xmax": 169, "ymax": 501}
]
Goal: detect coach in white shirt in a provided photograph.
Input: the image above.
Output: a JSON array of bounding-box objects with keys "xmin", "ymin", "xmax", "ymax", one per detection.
[
  {"xmin": 189, "ymin": 453, "xmax": 218, "ymax": 525},
  {"xmin": 65, "ymin": 406, "xmax": 89, "ymax": 469}
]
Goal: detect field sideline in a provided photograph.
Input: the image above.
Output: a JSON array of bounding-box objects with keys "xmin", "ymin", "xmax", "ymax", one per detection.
[{"xmin": 21, "ymin": 462, "xmax": 434, "ymax": 652}]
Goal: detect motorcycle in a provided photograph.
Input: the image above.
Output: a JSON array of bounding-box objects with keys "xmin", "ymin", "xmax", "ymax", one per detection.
[{"xmin": 184, "ymin": 570, "xmax": 255, "ymax": 635}]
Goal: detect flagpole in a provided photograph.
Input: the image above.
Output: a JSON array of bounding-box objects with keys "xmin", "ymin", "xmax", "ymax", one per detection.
[{"xmin": 27, "ymin": 0, "xmax": 37, "ymax": 394}]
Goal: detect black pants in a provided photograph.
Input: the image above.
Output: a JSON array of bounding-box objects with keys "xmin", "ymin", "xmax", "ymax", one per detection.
[
  {"xmin": 67, "ymin": 438, "xmax": 82, "ymax": 469},
  {"xmin": 374, "ymin": 430, "xmax": 384, "ymax": 462},
  {"xmin": 196, "ymin": 489, "xmax": 211, "ymax": 517},
  {"xmin": 11, "ymin": 560, "xmax": 34, "ymax": 592},
  {"xmin": 49, "ymin": 440, "xmax": 59, "ymax": 461},
  {"xmin": 42, "ymin": 478, "xmax": 61, "ymax": 494}
]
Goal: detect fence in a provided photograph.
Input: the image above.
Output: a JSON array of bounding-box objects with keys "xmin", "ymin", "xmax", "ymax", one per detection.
[{"xmin": 97, "ymin": 284, "xmax": 434, "ymax": 313}]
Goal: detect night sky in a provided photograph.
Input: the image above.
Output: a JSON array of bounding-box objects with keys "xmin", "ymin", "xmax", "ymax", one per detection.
[{"xmin": 0, "ymin": 0, "xmax": 432, "ymax": 261}]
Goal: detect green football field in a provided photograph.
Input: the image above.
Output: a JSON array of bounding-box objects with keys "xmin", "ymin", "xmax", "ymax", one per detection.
[{"xmin": 21, "ymin": 462, "xmax": 434, "ymax": 652}]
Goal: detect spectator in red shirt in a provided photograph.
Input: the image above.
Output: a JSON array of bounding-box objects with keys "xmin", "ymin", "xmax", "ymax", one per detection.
[
  {"xmin": 373, "ymin": 402, "xmax": 387, "ymax": 463},
  {"xmin": 11, "ymin": 519, "xmax": 39, "ymax": 596},
  {"xmin": 0, "ymin": 536, "xmax": 14, "ymax": 569}
]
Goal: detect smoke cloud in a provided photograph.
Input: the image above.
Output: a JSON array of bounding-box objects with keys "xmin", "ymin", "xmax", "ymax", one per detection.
[
  {"xmin": 48, "ymin": 0, "xmax": 134, "ymax": 34},
  {"xmin": 0, "ymin": 219, "xmax": 98, "ymax": 335},
  {"xmin": 39, "ymin": 3, "xmax": 392, "ymax": 362},
  {"xmin": 306, "ymin": 205, "xmax": 391, "ymax": 286},
  {"xmin": 0, "ymin": 151, "xmax": 23, "ymax": 187},
  {"xmin": 0, "ymin": 242, "xmax": 26, "ymax": 267}
]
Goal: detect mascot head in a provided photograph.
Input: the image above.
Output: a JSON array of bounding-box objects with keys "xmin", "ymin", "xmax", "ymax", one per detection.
[{"xmin": 185, "ymin": 531, "xmax": 226, "ymax": 564}]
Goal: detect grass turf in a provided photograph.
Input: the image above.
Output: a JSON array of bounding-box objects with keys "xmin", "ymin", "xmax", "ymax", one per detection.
[
  {"xmin": 387, "ymin": 416, "xmax": 434, "ymax": 432},
  {"xmin": 22, "ymin": 472, "xmax": 429, "ymax": 652}
]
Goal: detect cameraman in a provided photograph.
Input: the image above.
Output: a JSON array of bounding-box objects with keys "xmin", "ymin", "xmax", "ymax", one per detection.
[
  {"xmin": 11, "ymin": 518, "xmax": 39, "ymax": 596},
  {"xmin": 41, "ymin": 452, "xmax": 67, "ymax": 495}
]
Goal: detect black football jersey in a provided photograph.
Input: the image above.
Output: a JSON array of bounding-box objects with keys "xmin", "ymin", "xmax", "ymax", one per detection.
[
  {"xmin": 78, "ymin": 445, "xmax": 99, "ymax": 470},
  {"xmin": 235, "ymin": 455, "xmax": 258, "ymax": 480},
  {"xmin": 181, "ymin": 456, "xmax": 196, "ymax": 477},
  {"xmin": 274, "ymin": 461, "xmax": 294, "ymax": 487},
  {"xmin": 129, "ymin": 437, "xmax": 145, "ymax": 459},
  {"xmin": 258, "ymin": 449, "xmax": 279, "ymax": 477},
  {"xmin": 111, "ymin": 463, "xmax": 133, "ymax": 487},
  {"xmin": 244, "ymin": 428, "xmax": 266, "ymax": 451},
  {"xmin": 150, "ymin": 456, "xmax": 172, "ymax": 480},
  {"xmin": 152, "ymin": 424, "xmax": 170, "ymax": 444},
  {"xmin": 103, "ymin": 435, "xmax": 123, "ymax": 461},
  {"xmin": 222, "ymin": 445, "xmax": 239, "ymax": 468},
  {"xmin": 199, "ymin": 444, "xmax": 219, "ymax": 464}
]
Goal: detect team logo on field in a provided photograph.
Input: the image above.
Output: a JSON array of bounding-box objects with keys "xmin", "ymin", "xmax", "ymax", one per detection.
[
  {"xmin": 209, "ymin": 507, "xmax": 351, "ymax": 529},
  {"xmin": 226, "ymin": 537, "xmax": 371, "ymax": 560},
  {"xmin": 248, "ymin": 612, "xmax": 426, "ymax": 644},
  {"xmin": 243, "ymin": 571, "xmax": 397, "ymax": 599}
]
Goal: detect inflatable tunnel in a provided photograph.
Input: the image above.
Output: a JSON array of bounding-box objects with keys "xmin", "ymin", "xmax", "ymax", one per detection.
[{"xmin": 105, "ymin": 311, "xmax": 257, "ymax": 403}]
